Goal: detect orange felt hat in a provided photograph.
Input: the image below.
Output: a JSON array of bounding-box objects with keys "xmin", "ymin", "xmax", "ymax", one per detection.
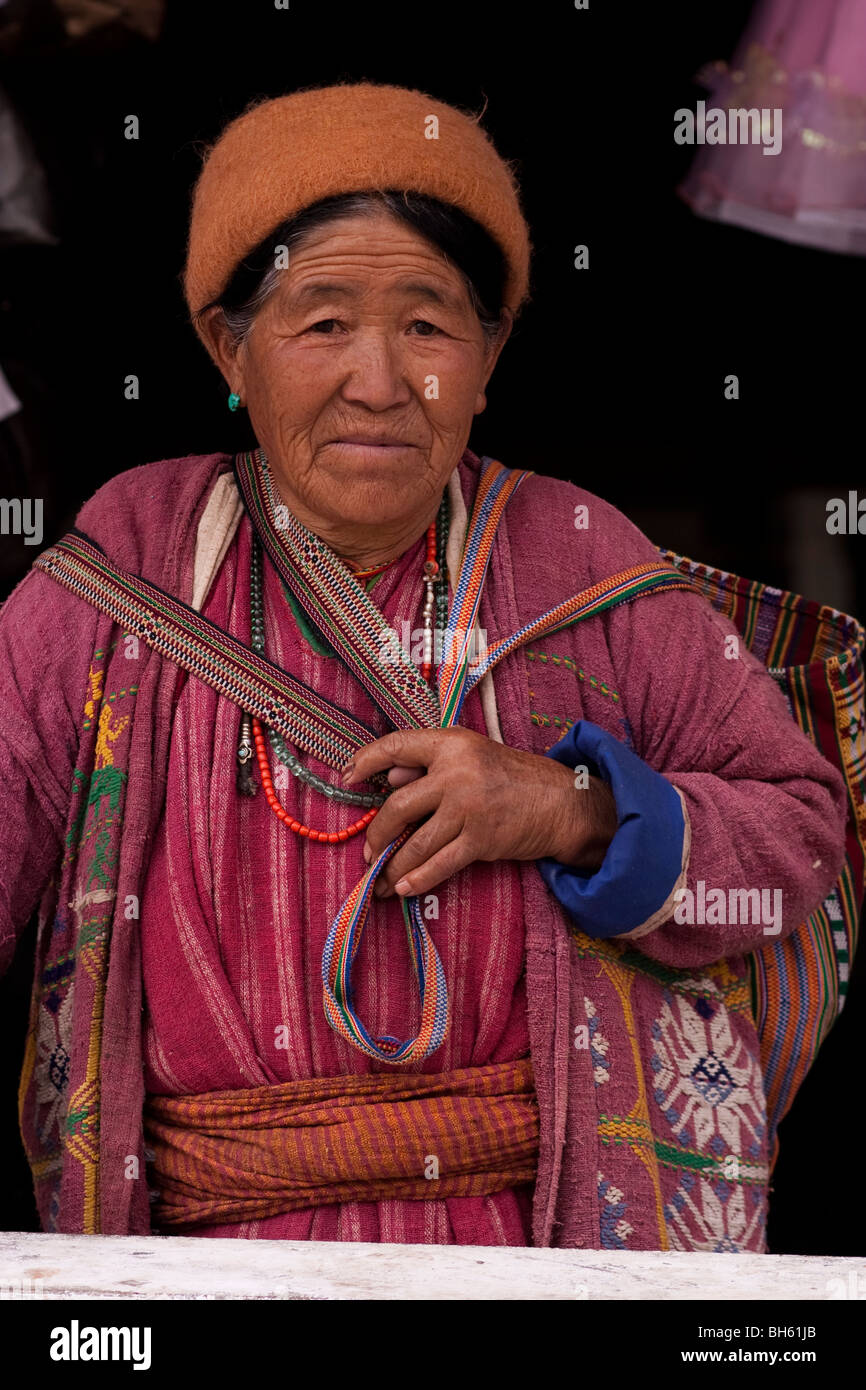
[{"xmin": 183, "ymin": 81, "xmax": 532, "ymax": 336}]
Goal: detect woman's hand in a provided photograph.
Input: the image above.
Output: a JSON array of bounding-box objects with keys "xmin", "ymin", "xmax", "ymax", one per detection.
[{"xmin": 341, "ymin": 727, "xmax": 618, "ymax": 899}]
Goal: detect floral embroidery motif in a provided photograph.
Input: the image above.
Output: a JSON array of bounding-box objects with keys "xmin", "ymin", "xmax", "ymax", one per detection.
[
  {"xmin": 584, "ymin": 996, "xmax": 610, "ymax": 1084},
  {"xmin": 663, "ymin": 1172, "xmax": 766, "ymax": 1254},
  {"xmin": 35, "ymin": 981, "xmax": 75, "ymax": 1149},
  {"xmin": 598, "ymin": 1172, "xmax": 634, "ymax": 1249},
  {"xmin": 651, "ymin": 991, "xmax": 766, "ymax": 1159},
  {"xmin": 652, "ymin": 990, "xmax": 768, "ymax": 1251}
]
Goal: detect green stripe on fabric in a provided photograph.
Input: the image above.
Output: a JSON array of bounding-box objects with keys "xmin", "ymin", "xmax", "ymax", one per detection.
[
  {"xmin": 768, "ymin": 598, "xmax": 797, "ymax": 669},
  {"xmin": 280, "ymin": 580, "xmax": 338, "ymax": 658},
  {"xmin": 653, "ymin": 1141, "xmax": 766, "ymax": 1184}
]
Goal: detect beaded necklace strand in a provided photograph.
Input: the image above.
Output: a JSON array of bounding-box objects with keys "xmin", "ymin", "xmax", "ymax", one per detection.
[{"xmin": 237, "ymin": 493, "xmax": 450, "ymax": 842}]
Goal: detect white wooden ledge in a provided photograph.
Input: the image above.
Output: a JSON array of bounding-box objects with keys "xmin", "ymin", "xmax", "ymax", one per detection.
[{"xmin": 0, "ymin": 1232, "xmax": 863, "ymax": 1300}]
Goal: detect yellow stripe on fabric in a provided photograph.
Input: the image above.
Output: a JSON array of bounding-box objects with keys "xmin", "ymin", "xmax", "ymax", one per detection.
[{"xmin": 597, "ymin": 959, "xmax": 669, "ymax": 1251}]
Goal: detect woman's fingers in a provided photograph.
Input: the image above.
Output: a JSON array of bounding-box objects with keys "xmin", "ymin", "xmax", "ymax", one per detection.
[
  {"xmin": 364, "ymin": 776, "xmax": 441, "ymax": 861},
  {"xmin": 343, "ymin": 728, "xmax": 445, "ymax": 784},
  {"xmin": 372, "ymin": 810, "xmax": 467, "ymax": 897},
  {"xmin": 383, "ymin": 829, "xmax": 474, "ymax": 899},
  {"xmin": 387, "ymin": 765, "xmax": 424, "ymax": 788}
]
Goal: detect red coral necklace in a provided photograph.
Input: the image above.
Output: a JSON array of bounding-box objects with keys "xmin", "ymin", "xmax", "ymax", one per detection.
[{"xmin": 245, "ymin": 515, "xmax": 442, "ymax": 841}]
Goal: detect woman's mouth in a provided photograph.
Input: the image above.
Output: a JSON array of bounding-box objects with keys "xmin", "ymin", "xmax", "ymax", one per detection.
[
  {"xmin": 329, "ymin": 437, "xmax": 416, "ymax": 448},
  {"xmin": 326, "ymin": 439, "xmax": 418, "ymax": 459}
]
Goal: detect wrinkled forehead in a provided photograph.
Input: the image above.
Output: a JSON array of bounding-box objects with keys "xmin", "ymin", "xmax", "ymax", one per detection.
[{"xmin": 255, "ymin": 215, "xmax": 476, "ymax": 314}]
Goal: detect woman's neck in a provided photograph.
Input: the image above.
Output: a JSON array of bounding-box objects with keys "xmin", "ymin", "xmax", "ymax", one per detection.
[
  {"xmin": 262, "ymin": 454, "xmax": 443, "ymax": 571},
  {"xmin": 333, "ymin": 531, "xmax": 423, "ymax": 571}
]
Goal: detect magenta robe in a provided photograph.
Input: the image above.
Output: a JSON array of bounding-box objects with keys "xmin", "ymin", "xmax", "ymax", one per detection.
[{"xmin": 139, "ymin": 508, "xmax": 533, "ymax": 1244}]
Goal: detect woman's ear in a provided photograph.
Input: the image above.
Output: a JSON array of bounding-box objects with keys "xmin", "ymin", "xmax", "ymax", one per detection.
[
  {"xmin": 475, "ymin": 309, "xmax": 514, "ymax": 414},
  {"xmin": 482, "ymin": 309, "xmax": 513, "ymax": 385},
  {"xmin": 197, "ymin": 305, "xmax": 242, "ymax": 394}
]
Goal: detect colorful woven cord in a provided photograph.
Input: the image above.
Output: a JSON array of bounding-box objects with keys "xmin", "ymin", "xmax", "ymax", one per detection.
[
  {"xmin": 436, "ymin": 460, "xmax": 528, "ymax": 725},
  {"xmin": 462, "ymin": 561, "xmax": 698, "ymax": 697}
]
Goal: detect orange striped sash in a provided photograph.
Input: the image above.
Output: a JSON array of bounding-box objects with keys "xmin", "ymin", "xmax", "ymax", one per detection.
[{"xmin": 144, "ymin": 1058, "xmax": 538, "ymax": 1228}]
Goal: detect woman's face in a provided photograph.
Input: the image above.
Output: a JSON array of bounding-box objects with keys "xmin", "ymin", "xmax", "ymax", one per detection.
[{"xmin": 205, "ymin": 209, "xmax": 511, "ymax": 549}]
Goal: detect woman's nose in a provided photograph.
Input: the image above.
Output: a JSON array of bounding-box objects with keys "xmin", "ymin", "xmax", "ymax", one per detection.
[{"xmin": 338, "ymin": 333, "xmax": 414, "ymax": 410}]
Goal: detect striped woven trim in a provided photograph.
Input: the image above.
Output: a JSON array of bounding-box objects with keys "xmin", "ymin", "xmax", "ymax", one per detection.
[
  {"xmin": 32, "ymin": 530, "xmax": 379, "ymax": 772},
  {"xmin": 464, "ymin": 562, "xmax": 701, "ymax": 696},
  {"xmin": 438, "ymin": 459, "xmax": 531, "ymax": 725},
  {"xmin": 659, "ymin": 549, "xmax": 866, "ymax": 668},
  {"xmin": 234, "ymin": 449, "xmax": 442, "ymax": 732},
  {"xmin": 660, "ymin": 550, "xmax": 865, "ymax": 1163}
]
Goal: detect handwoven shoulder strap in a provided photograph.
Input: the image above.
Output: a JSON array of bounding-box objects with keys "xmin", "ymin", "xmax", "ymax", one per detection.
[
  {"xmin": 234, "ymin": 449, "xmax": 443, "ymax": 730},
  {"xmin": 32, "ymin": 528, "xmax": 381, "ymax": 771}
]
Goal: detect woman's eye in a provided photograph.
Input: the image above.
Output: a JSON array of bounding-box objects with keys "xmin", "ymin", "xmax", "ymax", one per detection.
[{"xmin": 305, "ymin": 318, "xmax": 441, "ymax": 335}]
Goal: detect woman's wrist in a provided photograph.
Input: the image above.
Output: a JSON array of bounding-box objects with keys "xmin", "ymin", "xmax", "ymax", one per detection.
[{"xmin": 548, "ymin": 767, "xmax": 618, "ymax": 871}]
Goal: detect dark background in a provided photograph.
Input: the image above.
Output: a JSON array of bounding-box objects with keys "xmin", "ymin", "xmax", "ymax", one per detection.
[{"xmin": 0, "ymin": 0, "xmax": 862, "ymax": 1253}]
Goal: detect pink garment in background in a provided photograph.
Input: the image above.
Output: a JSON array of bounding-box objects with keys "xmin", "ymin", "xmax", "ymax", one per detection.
[
  {"xmin": 139, "ymin": 507, "xmax": 534, "ymax": 1245},
  {"xmin": 678, "ymin": 0, "xmax": 866, "ymax": 254}
]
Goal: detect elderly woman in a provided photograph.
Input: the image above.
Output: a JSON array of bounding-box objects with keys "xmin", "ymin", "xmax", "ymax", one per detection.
[{"xmin": 0, "ymin": 82, "xmax": 847, "ymax": 1252}]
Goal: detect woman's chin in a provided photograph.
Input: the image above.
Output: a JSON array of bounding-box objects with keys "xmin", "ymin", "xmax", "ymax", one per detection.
[
  {"xmin": 321, "ymin": 496, "xmax": 421, "ymax": 529},
  {"xmin": 313, "ymin": 472, "xmax": 436, "ymax": 524}
]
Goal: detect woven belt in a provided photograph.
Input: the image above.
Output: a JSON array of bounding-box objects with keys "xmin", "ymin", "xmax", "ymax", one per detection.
[{"xmin": 144, "ymin": 1057, "xmax": 539, "ymax": 1228}]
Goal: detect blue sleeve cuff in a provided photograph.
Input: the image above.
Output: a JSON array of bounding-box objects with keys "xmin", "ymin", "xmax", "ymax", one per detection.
[{"xmin": 537, "ymin": 719, "xmax": 687, "ymax": 939}]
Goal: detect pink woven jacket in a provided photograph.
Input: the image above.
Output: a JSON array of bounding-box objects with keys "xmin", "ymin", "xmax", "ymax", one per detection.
[{"xmin": 0, "ymin": 448, "xmax": 847, "ymax": 1249}]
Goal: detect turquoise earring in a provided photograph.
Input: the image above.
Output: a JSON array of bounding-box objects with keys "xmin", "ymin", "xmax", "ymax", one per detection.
[{"xmin": 228, "ymin": 392, "xmax": 241, "ymax": 412}]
